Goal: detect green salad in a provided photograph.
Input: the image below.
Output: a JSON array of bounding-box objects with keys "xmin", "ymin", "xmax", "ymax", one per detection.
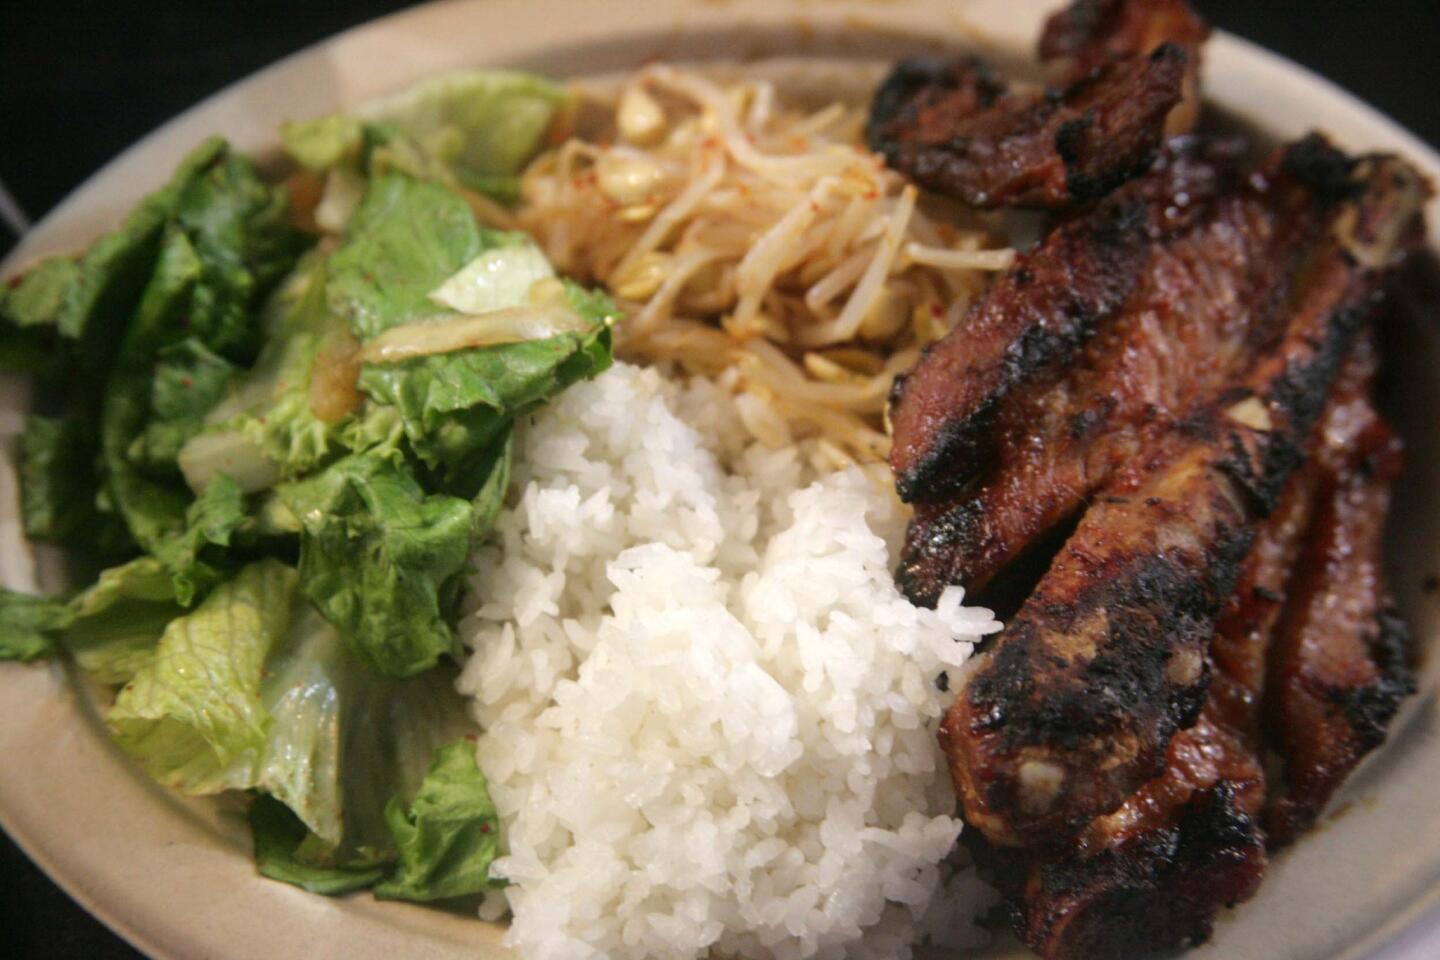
[{"xmin": 0, "ymin": 70, "xmax": 613, "ymax": 901}]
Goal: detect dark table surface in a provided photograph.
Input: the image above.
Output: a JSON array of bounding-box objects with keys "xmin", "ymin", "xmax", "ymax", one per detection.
[{"xmin": 2, "ymin": 1, "xmax": 1438, "ymax": 957}]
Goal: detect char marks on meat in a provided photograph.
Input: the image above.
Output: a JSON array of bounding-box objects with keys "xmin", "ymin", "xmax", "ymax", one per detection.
[
  {"xmin": 898, "ymin": 137, "xmax": 1337, "ymax": 602},
  {"xmin": 963, "ymin": 342, "xmax": 1402, "ymax": 959},
  {"xmin": 976, "ymin": 709, "xmax": 1268, "ymax": 960},
  {"xmin": 867, "ymin": 46, "xmax": 1186, "ymax": 209},
  {"xmin": 1040, "ymin": 0, "xmax": 1211, "ymax": 133},
  {"xmin": 1264, "ymin": 342, "xmax": 1415, "ymax": 845},
  {"xmin": 1040, "ymin": 0, "xmax": 1210, "ymax": 83},
  {"xmin": 936, "ymin": 141, "xmax": 1428, "ymax": 850},
  {"xmin": 888, "ymin": 137, "xmax": 1242, "ymax": 505},
  {"xmin": 873, "ymin": 2, "xmax": 1429, "ymax": 955},
  {"xmin": 867, "ymin": 0, "xmax": 1210, "ymax": 210}
]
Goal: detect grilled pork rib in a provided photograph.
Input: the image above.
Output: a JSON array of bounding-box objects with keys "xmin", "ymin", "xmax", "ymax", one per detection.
[
  {"xmin": 898, "ymin": 138, "xmax": 1341, "ymax": 603},
  {"xmin": 968, "ymin": 345, "xmax": 1389, "ymax": 959},
  {"xmin": 867, "ymin": 0, "xmax": 1208, "ymax": 210},
  {"xmin": 938, "ymin": 144, "xmax": 1427, "ymax": 848},
  {"xmin": 887, "ymin": 138, "xmax": 1242, "ymax": 505},
  {"xmin": 1040, "ymin": 0, "xmax": 1210, "ymax": 134},
  {"xmin": 978, "ymin": 709, "xmax": 1268, "ymax": 960},
  {"xmin": 1264, "ymin": 369, "xmax": 1415, "ymax": 845},
  {"xmin": 866, "ymin": 46, "xmax": 1187, "ymax": 210}
]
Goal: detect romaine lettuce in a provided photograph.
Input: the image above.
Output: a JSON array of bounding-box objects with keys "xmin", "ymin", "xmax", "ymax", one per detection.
[
  {"xmin": 282, "ymin": 69, "xmax": 566, "ymax": 207},
  {"xmin": 276, "ymin": 451, "xmax": 472, "ymax": 678}
]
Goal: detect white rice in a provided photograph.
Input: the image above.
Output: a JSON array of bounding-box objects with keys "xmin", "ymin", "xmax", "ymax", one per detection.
[{"xmin": 457, "ymin": 362, "xmax": 1001, "ymax": 960}]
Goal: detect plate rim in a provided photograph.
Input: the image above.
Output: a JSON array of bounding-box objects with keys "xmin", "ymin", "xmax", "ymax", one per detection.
[{"xmin": 3, "ymin": 2, "xmax": 1440, "ymax": 959}]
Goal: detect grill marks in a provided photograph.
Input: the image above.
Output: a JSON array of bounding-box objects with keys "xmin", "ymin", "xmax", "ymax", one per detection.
[
  {"xmin": 936, "ymin": 142, "xmax": 1425, "ymax": 853},
  {"xmin": 964, "ymin": 345, "xmax": 1410, "ymax": 959},
  {"xmin": 898, "ymin": 141, "xmax": 1327, "ymax": 603},
  {"xmin": 1264, "ymin": 348, "xmax": 1415, "ymax": 844},
  {"xmin": 867, "ymin": 0, "xmax": 1209, "ymax": 211},
  {"xmin": 978, "ymin": 716, "xmax": 1269, "ymax": 960},
  {"xmin": 867, "ymin": 47, "xmax": 1187, "ymax": 210},
  {"xmin": 888, "ymin": 138, "xmax": 1242, "ymax": 505}
]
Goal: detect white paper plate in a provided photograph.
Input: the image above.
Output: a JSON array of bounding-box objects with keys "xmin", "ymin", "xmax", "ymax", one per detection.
[{"xmin": 3, "ymin": 2, "xmax": 1439, "ymax": 958}]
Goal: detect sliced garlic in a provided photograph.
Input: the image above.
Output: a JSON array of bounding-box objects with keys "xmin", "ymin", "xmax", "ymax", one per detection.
[
  {"xmin": 618, "ymin": 84, "xmax": 665, "ymax": 144},
  {"xmin": 1226, "ymin": 396, "xmax": 1273, "ymax": 432},
  {"xmin": 597, "ymin": 153, "xmax": 664, "ymax": 205}
]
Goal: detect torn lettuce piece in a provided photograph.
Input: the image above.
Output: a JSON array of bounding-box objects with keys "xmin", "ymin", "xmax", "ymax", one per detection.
[
  {"xmin": 282, "ymin": 69, "xmax": 565, "ymax": 203},
  {"xmin": 251, "ymin": 796, "xmax": 388, "ymax": 895},
  {"xmin": 19, "ymin": 416, "xmax": 132, "ymax": 554},
  {"xmin": 102, "ymin": 559, "xmax": 474, "ymax": 873},
  {"xmin": 373, "ymin": 740, "xmax": 503, "ymax": 901},
  {"xmin": 356, "ymin": 282, "xmax": 613, "ymax": 489},
  {"xmin": 129, "ymin": 339, "xmax": 239, "ymax": 473},
  {"xmin": 252, "ymin": 737, "xmax": 501, "ymax": 903},
  {"xmin": 101, "ymin": 142, "xmax": 306, "ymax": 565},
  {"xmin": 179, "ymin": 253, "xmax": 355, "ymax": 493},
  {"xmin": 426, "ymin": 231, "xmax": 554, "ymax": 315},
  {"xmin": 170, "ymin": 147, "xmax": 309, "ymax": 363},
  {"xmin": 61, "ymin": 557, "xmax": 181, "ymax": 684},
  {"xmin": 149, "ymin": 473, "xmax": 248, "ymax": 607},
  {"xmin": 281, "ymin": 114, "xmax": 365, "ymax": 173},
  {"xmin": 57, "ymin": 138, "xmax": 230, "ymax": 350},
  {"xmin": 107, "ymin": 560, "xmax": 298, "ymax": 794},
  {"xmin": 2, "ymin": 256, "xmax": 78, "ymax": 330},
  {"xmin": 276, "ymin": 451, "xmax": 472, "ymax": 678},
  {"xmin": 0, "ymin": 590, "xmax": 72, "ymax": 663},
  {"xmin": 325, "ymin": 173, "xmax": 482, "ymax": 340},
  {"xmin": 101, "ymin": 229, "xmax": 207, "ymax": 558}
]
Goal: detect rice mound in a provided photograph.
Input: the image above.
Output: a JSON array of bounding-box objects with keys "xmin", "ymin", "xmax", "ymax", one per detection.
[{"xmin": 458, "ymin": 362, "xmax": 1000, "ymax": 960}]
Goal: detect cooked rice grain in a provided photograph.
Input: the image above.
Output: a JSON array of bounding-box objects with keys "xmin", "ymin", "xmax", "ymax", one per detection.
[{"xmin": 458, "ymin": 363, "xmax": 1000, "ymax": 960}]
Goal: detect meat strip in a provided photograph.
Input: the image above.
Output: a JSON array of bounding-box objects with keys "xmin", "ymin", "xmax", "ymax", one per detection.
[
  {"xmin": 976, "ymin": 708, "xmax": 1268, "ymax": 960},
  {"xmin": 960, "ymin": 346, "xmax": 1381, "ymax": 959},
  {"xmin": 1040, "ymin": 0, "xmax": 1210, "ymax": 134},
  {"xmin": 939, "ymin": 146, "xmax": 1428, "ymax": 848},
  {"xmin": 1040, "ymin": 0, "xmax": 1210, "ymax": 82},
  {"xmin": 867, "ymin": 45, "xmax": 1186, "ymax": 210},
  {"xmin": 897, "ymin": 138, "xmax": 1335, "ymax": 603},
  {"xmin": 888, "ymin": 138, "xmax": 1242, "ymax": 504},
  {"xmin": 1264, "ymin": 363, "xmax": 1414, "ymax": 845}
]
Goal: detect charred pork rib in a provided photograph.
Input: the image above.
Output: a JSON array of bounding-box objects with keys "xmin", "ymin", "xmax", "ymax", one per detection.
[
  {"xmin": 1039, "ymin": 0, "xmax": 1210, "ymax": 133},
  {"xmin": 937, "ymin": 145, "xmax": 1427, "ymax": 848},
  {"xmin": 895, "ymin": 137, "xmax": 1384, "ymax": 604},
  {"xmin": 978, "ymin": 707, "xmax": 1268, "ymax": 960},
  {"xmin": 866, "ymin": 0, "xmax": 1208, "ymax": 209},
  {"xmin": 1264, "ymin": 356, "xmax": 1415, "ymax": 845},
  {"xmin": 968, "ymin": 343, "xmax": 1396, "ymax": 959},
  {"xmin": 887, "ymin": 138, "xmax": 1242, "ymax": 506}
]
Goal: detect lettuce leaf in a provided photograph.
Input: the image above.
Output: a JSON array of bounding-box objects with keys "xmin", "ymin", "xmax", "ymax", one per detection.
[
  {"xmin": 357, "ymin": 282, "xmax": 613, "ymax": 489},
  {"xmin": 107, "ymin": 560, "xmax": 298, "ymax": 794},
  {"xmin": 98, "ymin": 142, "xmax": 306, "ymax": 591},
  {"xmin": 0, "ymin": 590, "xmax": 72, "ymax": 662},
  {"xmin": 426, "ymin": 232, "xmax": 554, "ymax": 315},
  {"xmin": 57, "ymin": 139, "xmax": 229, "ymax": 351},
  {"xmin": 253, "ymin": 737, "xmax": 502, "ymax": 903},
  {"xmin": 251, "ymin": 796, "xmax": 387, "ymax": 895},
  {"xmin": 19, "ymin": 416, "xmax": 132, "ymax": 554},
  {"xmin": 282, "ymin": 70, "xmax": 565, "ymax": 204},
  {"xmin": 129, "ymin": 339, "xmax": 239, "ymax": 473},
  {"xmin": 373, "ymin": 740, "xmax": 503, "ymax": 901},
  {"xmin": 325, "ymin": 173, "xmax": 482, "ymax": 340},
  {"xmin": 276, "ymin": 451, "xmax": 472, "ymax": 678},
  {"xmin": 149, "ymin": 473, "xmax": 248, "ymax": 606},
  {"xmin": 61, "ymin": 557, "xmax": 181, "ymax": 684},
  {"xmin": 179, "ymin": 253, "xmax": 354, "ymax": 491}
]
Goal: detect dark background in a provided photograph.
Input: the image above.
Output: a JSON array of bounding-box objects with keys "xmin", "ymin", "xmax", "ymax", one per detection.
[{"xmin": 1, "ymin": 1, "xmax": 1437, "ymax": 957}]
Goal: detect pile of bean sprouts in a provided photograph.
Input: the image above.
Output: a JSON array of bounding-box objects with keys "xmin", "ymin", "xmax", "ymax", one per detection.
[{"xmin": 517, "ymin": 64, "xmax": 1015, "ymax": 465}]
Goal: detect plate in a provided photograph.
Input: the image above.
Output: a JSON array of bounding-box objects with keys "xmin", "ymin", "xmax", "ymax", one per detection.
[{"xmin": 2, "ymin": 2, "xmax": 1439, "ymax": 959}]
